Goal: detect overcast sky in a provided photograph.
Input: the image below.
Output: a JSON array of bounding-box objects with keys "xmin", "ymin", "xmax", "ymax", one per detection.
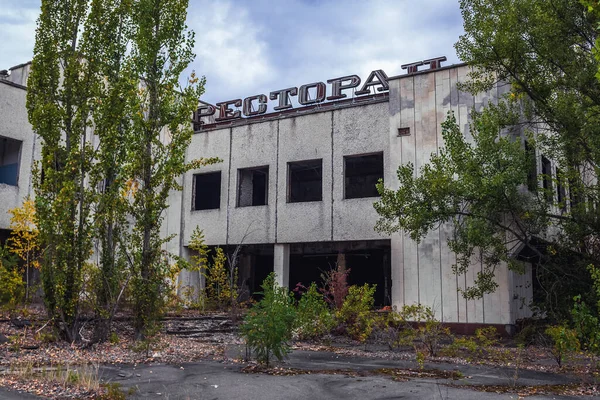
[{"xmin": 0, "ymin": 0, "xmax": 464, "ymax": 105}]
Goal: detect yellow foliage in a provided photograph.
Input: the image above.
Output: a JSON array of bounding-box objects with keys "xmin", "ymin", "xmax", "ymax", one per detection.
[{"xmin": 7, "ymin": 198, "xmax": 40, "ymax": 270}]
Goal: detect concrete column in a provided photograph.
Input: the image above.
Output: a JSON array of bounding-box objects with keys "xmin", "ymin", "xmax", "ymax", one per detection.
[
  {"xmin": 390, "ymin": 234, "xmax": 404, "ymax": 311},
  {"xmin": 274, "ymin": 243, "xmax": 290, "ymax": 288}
]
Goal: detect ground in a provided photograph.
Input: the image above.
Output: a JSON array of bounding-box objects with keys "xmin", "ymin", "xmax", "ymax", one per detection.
[{"xmin": 0, "ymin": 311, "xmax": 598, "ymax": 399}]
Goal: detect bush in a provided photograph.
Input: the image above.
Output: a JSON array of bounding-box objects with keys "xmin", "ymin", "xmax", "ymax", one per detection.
[
  {"xmin": 320, "ymin": 263, "xmax": 350, "ymax": 310},
  {"xmin": 241, "ymin": 273, "xmax": 296, "ymax": 366},
  {"xmin": 0, "ymin": 258, "xmax": 24, "ymax": 311},
  {"xmin": 571, "ymin": 264, "xmax": 600, "ymax": 356},
  {"xmin": 294, "ymin": 282, "xmax": 334, "ymax": 340},
  {"xmin": 545, "ymin": 325, "xmax": 580, "ymax": 367},
  {"xmin": 338, "ymin": 284, "xmax": 376, "ymax": 342},
  {"xmin": 442, "ymin": 327, "xmax": 502, "ymax": 360},
  {"xmin": 396, "ymin": 304, "xmax": 450, "ymax": 358}
]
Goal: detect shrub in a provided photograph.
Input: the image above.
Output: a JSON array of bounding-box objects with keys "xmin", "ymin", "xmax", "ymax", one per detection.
[
  {"xmin": 321, "ymin": 263, "xmax": 350, "ymax": 310},
  {"xmin": 338, "ymin": 284, "xmax": 376, "ymax": 342},
  {"xmin": 397, "ymin": 304, "xmax": 450, "ymax": 357},
  {"xmin": 294, "ymin": 282, "xmax": 334, "ymax": 340},
  {"xmin": 0, "ymin": 256, "xmax": 24, "ymax": 311},
  {"xmin": 241, "ymin": 273, "xmax": 296, "ymax": 366},
  {"xmin": 571, "ymin": 264, "xmax": 600, "ymax": 356},
  {"xmin": 443, "ymin": 326, "xmax": 502, "ymax": 360},
  {"xmin": 545, "ymin": 325, "xmax": 580, "ymax": 367}
]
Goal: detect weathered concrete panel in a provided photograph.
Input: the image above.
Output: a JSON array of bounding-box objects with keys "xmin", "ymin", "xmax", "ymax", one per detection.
[
  {"xmin": 276, "ymin": 112, "xmax": 333, "ymax": 243},
  {"xmin": 414, "ymin": 71, "xmax": 443, "ymax": 318},
  {"xmin": 332, "ymin": 103, "xmax": 389, "ymax": 241},
  {"xmin": 227, "ymin": 121, "xmax": 278, "ymax": 244},
  {"xmin": 183, "ymin": 127, "xmax": 230, "ymax": 246},
  {"xmin": 398, "ymin": 76, "xmax": 420, "ymax": 308}
]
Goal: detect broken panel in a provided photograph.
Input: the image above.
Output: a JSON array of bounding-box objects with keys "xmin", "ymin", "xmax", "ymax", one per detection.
[
  {"xmin": 344, "ymin": 152, "xmax": 383, "ymax": 199},
  {"xmin": 237, "ymin": 166, "xmax": 268, "ymax": 207},
  {"xmin": 288, "ymin": 159, "xmax": 322, "ymax": 203},
  {"xmin": 193, "ymin": 171, "xmax": 221, "ymax": 210}
]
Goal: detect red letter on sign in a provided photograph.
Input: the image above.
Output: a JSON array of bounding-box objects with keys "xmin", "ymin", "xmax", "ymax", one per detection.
[
  {"xmin": 270, "ymin": 87, "xmax": 298, "ymax": 111},
  {"xmin": 326, "ymin": 75, "xmax": 361, "ymax": 100},
  {"xmin": 215, "ymin": 99, "xmax": 242, "ymax": 121},
  {"xmin": 355, "ymin": 70, "xmax": 389, "ymax": 95}
]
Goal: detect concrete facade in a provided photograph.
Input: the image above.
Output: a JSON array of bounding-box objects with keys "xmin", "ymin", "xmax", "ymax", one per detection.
[
  {"xmin": 1, "ymin": 59, "xmax": 534, "ymax": 327},
  {"xmin": 177, "ymin": 63, "xmax": 535, "ymax": 327}
]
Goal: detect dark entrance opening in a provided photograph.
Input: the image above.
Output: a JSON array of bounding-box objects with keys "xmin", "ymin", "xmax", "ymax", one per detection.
[{"xmin": 288, "ymin": 240, "xmax": 391, "ymax": 306}]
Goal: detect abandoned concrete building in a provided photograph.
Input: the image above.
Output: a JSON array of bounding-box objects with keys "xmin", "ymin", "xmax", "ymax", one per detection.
[
  {"xmin": 0, "ymin": 58, "xmax": 536, "ymax": 330},
  {"xmin": 175, "ymin": 58, "xmax": 535, "ymax": 330}
]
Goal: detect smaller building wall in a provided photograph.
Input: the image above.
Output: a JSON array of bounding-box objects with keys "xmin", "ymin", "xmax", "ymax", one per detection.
[{"xmin": 0, "ymin": 80, "xmax": 39, "ymax": 230}]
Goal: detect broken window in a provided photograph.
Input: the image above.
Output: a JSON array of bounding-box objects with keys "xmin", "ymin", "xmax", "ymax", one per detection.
[
  {"xmin": 238, "ymin": 166, "xmax": 268, "ymax": 207},
  {"xmin": 288, "ymin": 159, "xmax": 322, "ymax": 203},
  {"xmin": 192, "ymin": 171, "xmax": 221, "ymax": 210},
  {"xmin": 541, "ymin": 156, "xmax": 552, "ymax": 202},
  {"xmin": 344, "ymin": 152, "xmax": 384, "ymax": 199},
  {"xmin": 0, "ymin": 137, "xmax": 21, "ymax": 186}
]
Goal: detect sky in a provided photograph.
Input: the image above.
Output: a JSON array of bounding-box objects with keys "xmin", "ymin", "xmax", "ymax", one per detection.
[{"xmin": 0, "ymin": 0, "xmax": 464, "ymax": 105}]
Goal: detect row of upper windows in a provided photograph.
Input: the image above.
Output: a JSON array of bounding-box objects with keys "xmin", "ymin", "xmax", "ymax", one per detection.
[{"xmin": 192, "ymin": 152, "xmax": 384, "ymax": 211}]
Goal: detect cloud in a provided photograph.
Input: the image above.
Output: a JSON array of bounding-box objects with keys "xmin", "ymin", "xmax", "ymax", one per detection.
[
  {"xmin": 186, "ymin": 0, "xmax": 274, "ymax": 103},
  {"xmin": 0, "ymin": 0, "xmax": 465, "ymax": 105},
  {"xmin": 193, "ymin": 0, "xmax": 464, "ymax": 105},
  {"xmin": 0, "ymin": 3, "xmax": 39, "ymax": 70}
]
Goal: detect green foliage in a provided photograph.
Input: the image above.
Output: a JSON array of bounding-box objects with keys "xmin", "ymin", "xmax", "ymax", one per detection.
[
  {"xmin": 294, "ymin": 283, "xmax": 334, "ymax": 340},
  {"xmin": 27, "ymin": 0, "xmax": 100, "ymax": 342},
  {"xmin": 375, "ymin": 0, "xmax": 600, "ymax": 321},
  {"xmin": 375, "ymin": 111, "xmax": 538, "ymax": 300},
  {"xmin": 571, "ymin": 264, "xmax": 600, "ymax": 355},
  {"xmin": 338, "ymin": 284, "xmax": 376, "ymax": 342},
  {"xmin": 0, "ymin": 259, "xmax": 24, "ymax": 310},
  {"xmin": 545, "ymin": 325, "xmax": 581, "ymax": 367},
  {"xmin": 109, "ymin": 332, "xmax": 120, "ymax": 345},
  {"xmin": 241, "ymin": 273, "xmax": 296, "ymax": 366},
  {"xmin": 205, "ymin": 248, "xmax": 235, "ymax": 309},
  {"xmin": 443, "ymin": 327, "xmax": 502, "ymax": 361},
  {"xmin": 395, "ymin": 304, "xmax": 451, "ymax": 357}
]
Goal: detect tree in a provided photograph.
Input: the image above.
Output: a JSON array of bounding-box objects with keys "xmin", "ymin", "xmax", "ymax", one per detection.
[
  {"xmin": 7, "ymin": 198, "xmax": 40, "ymax": 303},
  {"xmin": 375, "ymin": 0, "xmax": 600, "ymax": 320},
  {"xmin": 124, "ymin": 0, "xmax": 217, "ymax": 339},
  {"xmin": 27, "ymin": 0, "xmax": 100, "ymax": 341},
  {"xmin": 83, "ymin": 0, "xmax": 135, "ymax": 343},
  {"xmin": 241, "ymin": 273, "xmax": 296, "ymax": 366},
  {"xmin": 27, "ymin": 0, "xmax": 217, "ymax": 342}
]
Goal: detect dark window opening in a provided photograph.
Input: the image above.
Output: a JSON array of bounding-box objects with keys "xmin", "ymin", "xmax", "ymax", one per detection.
[
  {"xmin": 288, "ymin": 159, "xmax": 322, "ymax": 203},
  {"xmin": 568, "ymin": 167, "xmax": 582, "ymax": 211},
  {"xmin": 556, "ymin": 168, "xmax": 566, "ymax": 210},
  {"xmin": 397, "ymin": 127, "xmax": 410, "ymax": 136},
  {"xmin": 193, "ymin": 171, "xmax": 221, "ymax": 210},
  {"xmin": 525, "ymin": 141, "xmax": 537, "ymax": 192},
  {"xmin": 344, "ymin": 153, "xmax": 384, "ymax": 199},
  {"xmin": 541, "ymin": 156, "xmax": 552, "ymax": 202},
  {"xmin": 0, "ymin": 137, "xmax": 21, "ymax": 186},
  {"xmin": 238, "ymin": 166, "xmax": 268, "ymax": 207}
]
